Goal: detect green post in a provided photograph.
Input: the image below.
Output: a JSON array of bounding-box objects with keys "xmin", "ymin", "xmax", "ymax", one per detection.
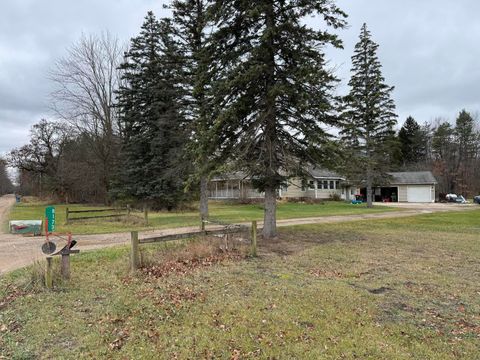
[
  {"xmin": 131, "ymin": 231, "xmax": 140, "ymax": 271},
  {"xmin": 45, "ymin": 206, "xmax": 56, "ymax": 232},
  {"xmin": 251, "ymin": 221, "xmax": 257, "ymax": 257}
]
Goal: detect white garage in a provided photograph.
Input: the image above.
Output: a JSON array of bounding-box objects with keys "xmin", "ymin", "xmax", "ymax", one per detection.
[
  {"xmin": 393, "ymin": 172, "xmax": 437, "ymax": 203},
  {"xmin": 407, "ymin": 185, "xmax": 433, "ymax": 203},
  {"xmin": 363, "ymin": 172, "xmax": 437, "ymax": 203}
]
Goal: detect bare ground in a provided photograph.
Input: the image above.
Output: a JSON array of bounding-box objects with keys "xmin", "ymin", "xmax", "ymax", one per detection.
[{"xmin": 0, "ymin": 195, "xmax": 475, "ymax": 275}]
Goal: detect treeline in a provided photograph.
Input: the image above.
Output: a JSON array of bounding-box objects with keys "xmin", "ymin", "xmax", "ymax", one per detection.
[
  {"xmin": 10, "ymin": 119, "xmax": 115, "ymax": 203},
  {"xmin": 395, "ymin": 111, "xmax": 480, "ymax": 197},
  {"xmin": 0, "ymin": 159, "xmax": 13, "ymax": 195},
  {"xmin": 8, "ymin": 1, "xmax": 479, "ymax": 238}
]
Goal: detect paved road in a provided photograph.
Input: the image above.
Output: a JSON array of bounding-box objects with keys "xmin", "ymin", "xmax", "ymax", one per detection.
[{"xmin": 0, "ymin": 195, "xmax": 475, "ymax": 275}]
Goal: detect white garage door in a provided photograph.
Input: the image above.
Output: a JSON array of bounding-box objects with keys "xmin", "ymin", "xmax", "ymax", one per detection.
[{"xmin": 407, "ymin": 186, "xmax": 431, "ymax": 203}]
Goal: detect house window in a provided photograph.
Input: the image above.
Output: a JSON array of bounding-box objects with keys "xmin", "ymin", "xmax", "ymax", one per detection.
[
  {"xmin": 335, "ymin": 181, "xmax": 340, "ymax": 189},
  {"xmin": 323, "ymin": 180, "xmax": 328, "ymax": 189},
  {"xmin": 330, "ymin": 180, "xmax": 335, "ymax": 189},
  {"xmin": 308, "ymin": 180, "xmax": 315, "ymax": 190}
]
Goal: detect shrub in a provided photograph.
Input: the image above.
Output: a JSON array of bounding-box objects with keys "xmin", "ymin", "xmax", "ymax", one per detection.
[{"xmin": 329, "ymin": 193, "xmax": 342, "ymax": 201}]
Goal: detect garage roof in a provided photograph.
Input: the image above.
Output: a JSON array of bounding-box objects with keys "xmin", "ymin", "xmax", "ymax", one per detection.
[{"xmin": 388, "ymin": 171, "xmax": 437, "ymax": 185}]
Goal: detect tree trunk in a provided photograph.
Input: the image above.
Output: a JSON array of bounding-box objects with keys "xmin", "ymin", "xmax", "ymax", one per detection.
[
  {"xmin": 262, "ymin": 0, "xmax": 278, "ymax": 240},
  {"xmin": 263, "ymin": 186, "xmax": 277, "ymax": 239},
  {"xmin": 199, "ymin": 176, "xmax": 209, "ymax": 221},
  {"xmin": 366, "ymin": 169, "xmax": 373, "ymax": 208}
]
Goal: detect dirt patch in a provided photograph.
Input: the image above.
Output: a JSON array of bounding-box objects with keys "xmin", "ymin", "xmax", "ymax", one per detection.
[
  {"xmin": 368, "ymin": 286, "xmax": 392, "ymax": 294},
  {"xmin": 0, "ymin": 285, "xmax": 25, "ymax": 311},
  {"xmin": 140, "ymin": 249, "xmax": 245, "ymax": 279},
  {"xmin": 131, "ymin": 236, "xmax": 250, "ymax": 279},
  {"xmin": 310, "ymin": 269, "xmax": 348, "ymax": 279}
]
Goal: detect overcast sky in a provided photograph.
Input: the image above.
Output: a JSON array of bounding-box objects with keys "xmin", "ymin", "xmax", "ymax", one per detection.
[{"xmin": 1, "ymin": 0, "xmax": 479, "ymax": 156}]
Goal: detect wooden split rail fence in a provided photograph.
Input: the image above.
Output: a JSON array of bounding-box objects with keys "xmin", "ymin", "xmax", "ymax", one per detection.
[
  {"xmin": 130, "ymin": 220, "xmax": 258, "ymax": 271},
  {"xmin": 66, "ymin": 205, "xmax": 149, "ymax": 224}
]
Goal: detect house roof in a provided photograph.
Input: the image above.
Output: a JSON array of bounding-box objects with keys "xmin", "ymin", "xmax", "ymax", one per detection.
[
  {"xmin": 211, "ymin": 169, "xmax": 437, "ymax": 185},
  {"xmin": 307, "ymin": 167, "xmax": 345, "ymax": 179},
  {"xmin": 211, "ymin": 171, "xmax": 249, "ymax": 181},
  {"xmin": 388, "ymin": 171, "xmax": 437, "ymax": 185},
  {"xmin": 212, "ymin": 167, "xmax": 344, "ymax": 182}
]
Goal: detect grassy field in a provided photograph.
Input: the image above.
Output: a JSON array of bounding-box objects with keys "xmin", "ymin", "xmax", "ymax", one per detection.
[
  {"xmin": 7, "ymin": 198, "xmax": 396, "ymax": 235},
  {"xmin": 1, "ymin": 210, "xmax": 479, "ymax": 359}
]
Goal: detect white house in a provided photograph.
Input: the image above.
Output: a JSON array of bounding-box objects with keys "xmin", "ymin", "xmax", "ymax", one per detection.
[{"xmin": 208, "ymin": 169, "xmax": 437, "ymax": 203}]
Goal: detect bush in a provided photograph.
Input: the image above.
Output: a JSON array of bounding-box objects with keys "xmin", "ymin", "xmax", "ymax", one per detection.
[
  {"xmin": 329, "ymin": 193, "xmax": 342, "ymax": 201},
  {"xmin": 237, "ymin": 198, "xmax": 265, "ymax": 205}
]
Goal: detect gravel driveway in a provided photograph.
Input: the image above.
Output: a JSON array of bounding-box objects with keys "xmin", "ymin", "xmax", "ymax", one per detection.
[{"xmin": 0, "ymin": 195, "xmax": 475, "ymax": 274}]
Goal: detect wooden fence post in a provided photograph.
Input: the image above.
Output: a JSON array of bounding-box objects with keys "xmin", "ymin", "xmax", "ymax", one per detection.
[
  {"xmin": 131, "ymin": 231, "xmax": 140, "ymax": 271},
  {"xmin": 61, "ymin": 254, "xmax": 70, "ymax": 280},
  {"xmin": 251, "ymin": 220, "xmax": 257, "ymax": 257},
  {"xmin": 65, "ymin": 207, "xmax": 69, "ymax": 225},
  {"xmin": 143, "ymin": 206, "xmax": 149, "ymax": 225},
  {"xmin": 127, "ymin": 204, "xmax": 131, "ymax": 216},
  {"xmin": 45, "ymin": 257, "xmax": 53, "ymax": 289},
  {"xmin": 201, "ymin": 217, "xmax": 205, "ymax": 232}
]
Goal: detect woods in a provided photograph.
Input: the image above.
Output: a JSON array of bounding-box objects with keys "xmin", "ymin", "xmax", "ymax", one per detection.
[{"xmin": 6, "ymin": 1, "xmax": 480, "ymax": 236}]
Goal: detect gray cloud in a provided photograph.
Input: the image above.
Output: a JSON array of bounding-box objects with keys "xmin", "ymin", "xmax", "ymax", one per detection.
[
  {"xmin": 330, "ymin": 0, "xmax": 480, "ymax": 125},
  {"xmin": 0, "ymin": 0, "xmax": 169, "ymax": 156},
  {"xmin": 1, "ymin": 0, "xmax": 479, "ymax": 158}
]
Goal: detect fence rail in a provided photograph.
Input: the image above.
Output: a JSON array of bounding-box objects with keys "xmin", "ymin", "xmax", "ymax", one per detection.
[
  {"xmin": 130, "ymin": 220, "xmax": 258, "ymax": 271},
  {"xmin": 67, "ymin": 208, "xmax": 122, "ymax": 214},
  {"xmin": 66, "ymin": 205, "xmax": 148, "ymax": 224}
]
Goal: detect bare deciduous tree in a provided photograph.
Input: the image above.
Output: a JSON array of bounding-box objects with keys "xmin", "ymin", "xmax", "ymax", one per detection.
[{"xmin": 48, "ymin": 32, "xmax": 123, "ymax": 203}]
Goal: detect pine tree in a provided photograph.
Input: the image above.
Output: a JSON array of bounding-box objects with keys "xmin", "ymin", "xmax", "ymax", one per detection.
[
  {"xmin": 398, "ymin": 116, "xmax": 427, "ymax": 166},
  {"xmin": 454, "ymin": 110, "xmax": 478, "ymax": 196},
  {"xmin": 432, "ymin": 121, "xmax": 456, "ymax": 194},
  {"xmin": 116, "ymin": 12, "xmax": 189, "ymax": 209},
  {"xmin": 169, "ymin": 0, "xmax": 215, "ymax": 221},
  {"xmin": 340, "ymin": 23, "xmax": 398, "ymax": 208},
  {"xmin": 208, "ymin": 1, "xmax": 347, "ymax": 238}
]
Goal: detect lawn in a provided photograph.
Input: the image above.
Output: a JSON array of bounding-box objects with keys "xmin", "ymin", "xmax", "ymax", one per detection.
[
  {"xmin": 1, "ymin": 210, "xmax": 479, "ymax": 359},
  {"xmin": 7, "ymin": 199, "xmax": 396, "ymax": 235}
]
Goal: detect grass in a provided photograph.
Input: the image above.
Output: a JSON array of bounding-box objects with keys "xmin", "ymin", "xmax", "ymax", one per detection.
[
  {"xmin": 7, "ymin": 198, "xmax": 396, "ymax": 235},
  {"xmin": 1, "ymin": 209, "xmax": 479, "ymax": 359}
]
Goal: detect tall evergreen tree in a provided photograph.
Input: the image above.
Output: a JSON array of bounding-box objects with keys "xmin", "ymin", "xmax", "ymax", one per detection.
[
  {"xmin": 398, "ymin": 116, "xmax": 427, "ymax": 166},
  {"xmin": 454, "ymin": 110, "xmax": 478, "ymax": 196},
  {"xmin": 169, "ymin": 0, "xmax": 215, "ymax": 221},
  {"xmin": 207, "ymin": 1, "xmax": 347, "ymax": 239},
  {"xmin": 431, "ymin": 121, "xmax": 456, "ymax": 194},
  {"xmin": 115, "ymin": 12, "xmax": 188, "ymax": 209},
  {"xmin": 340, "ymin": 23, "xmax": 398, "ymax": 208}
]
